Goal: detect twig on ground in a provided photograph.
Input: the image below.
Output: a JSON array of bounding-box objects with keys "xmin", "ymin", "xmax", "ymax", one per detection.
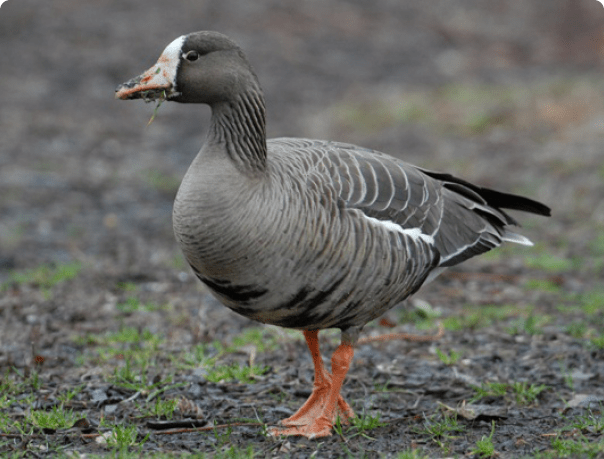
[{"xmin": 358, "ymin": 322, "xmax": 444, "ymax": 345}]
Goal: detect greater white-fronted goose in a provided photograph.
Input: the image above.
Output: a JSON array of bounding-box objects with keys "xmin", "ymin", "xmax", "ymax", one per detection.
[{"xmin": 116, "ymin": 31, "xmax": 551, "ymax": 438}]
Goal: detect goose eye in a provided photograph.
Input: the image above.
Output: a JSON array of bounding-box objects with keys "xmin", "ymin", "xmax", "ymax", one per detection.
[{"xmin": 184, "ymin": 50, "xmax": 199, "ymax": 62}]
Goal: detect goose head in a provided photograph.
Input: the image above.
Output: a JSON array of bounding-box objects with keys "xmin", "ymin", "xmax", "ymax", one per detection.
[{"xmin": 115, "ymin": 31, "xmax": 260, "ymax": 105}]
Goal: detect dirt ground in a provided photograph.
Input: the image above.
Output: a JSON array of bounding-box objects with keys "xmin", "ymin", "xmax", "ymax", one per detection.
[{"xmin": 1, "ymin": 0, "xmax": 604, "ymax": 457}]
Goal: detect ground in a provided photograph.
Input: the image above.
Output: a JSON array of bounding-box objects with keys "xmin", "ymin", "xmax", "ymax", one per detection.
[{"xmin": 1, "ymin": 0, "xmax": 604, "ymax": 457}]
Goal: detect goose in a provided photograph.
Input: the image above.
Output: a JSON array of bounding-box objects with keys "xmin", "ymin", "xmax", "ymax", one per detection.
[{"xmin": 115, "ymin": 31, "xmax": 551, "ymax": 438}]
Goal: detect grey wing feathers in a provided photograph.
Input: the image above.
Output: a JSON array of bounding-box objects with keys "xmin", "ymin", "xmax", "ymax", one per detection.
[
  {"xmin": 328, "ymin": 148, "xmax": 440, "ymax": 231},
  {"xmin": 307, "ymin": 140, "xmax": 549, "ymax": 268}
]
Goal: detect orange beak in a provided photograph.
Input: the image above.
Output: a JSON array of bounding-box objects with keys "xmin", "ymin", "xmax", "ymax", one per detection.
[{"xmin": 115, "ymin": 35, "xmax": 185, "ymax": 101}]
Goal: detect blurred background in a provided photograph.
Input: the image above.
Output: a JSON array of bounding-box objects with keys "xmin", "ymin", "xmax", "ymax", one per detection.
[{"xmin": 1, "ymin": 0, "xmax": 603, "ymax": 348}]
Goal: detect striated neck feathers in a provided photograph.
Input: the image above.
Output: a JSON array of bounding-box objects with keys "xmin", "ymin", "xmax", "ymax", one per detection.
[{"xmin": 207, "ymin": 85, "xmax": 268, "ymax": 174}]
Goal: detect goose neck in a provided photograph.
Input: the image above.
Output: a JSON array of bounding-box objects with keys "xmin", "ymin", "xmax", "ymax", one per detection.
[{"xmin": 207, "ymin": 89, "xmax": 268, "ymax": 174}]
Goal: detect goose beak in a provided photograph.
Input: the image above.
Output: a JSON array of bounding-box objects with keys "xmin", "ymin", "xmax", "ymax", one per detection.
[
  {"xmin": 116, "ymin": 35, "xmax": 185, "ymax": 102},
  {"xmin": 115, "ymin": 64, "xmax": 176, "ymax": 101}
]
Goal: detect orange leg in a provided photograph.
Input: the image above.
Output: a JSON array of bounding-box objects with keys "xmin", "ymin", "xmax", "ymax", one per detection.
[
  {"xmin": 279, "ymin": 330, "xmax": 332, "ymax": 426},
  {"xmin": 271, "ymin": 330, "xmax": 355, "ymax": 438}
]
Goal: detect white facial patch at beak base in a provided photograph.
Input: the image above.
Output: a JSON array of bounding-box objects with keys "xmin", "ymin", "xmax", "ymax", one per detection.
[{"xmin": 137, "ymin": 35, "xmax": 186, "ymax": 91}]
